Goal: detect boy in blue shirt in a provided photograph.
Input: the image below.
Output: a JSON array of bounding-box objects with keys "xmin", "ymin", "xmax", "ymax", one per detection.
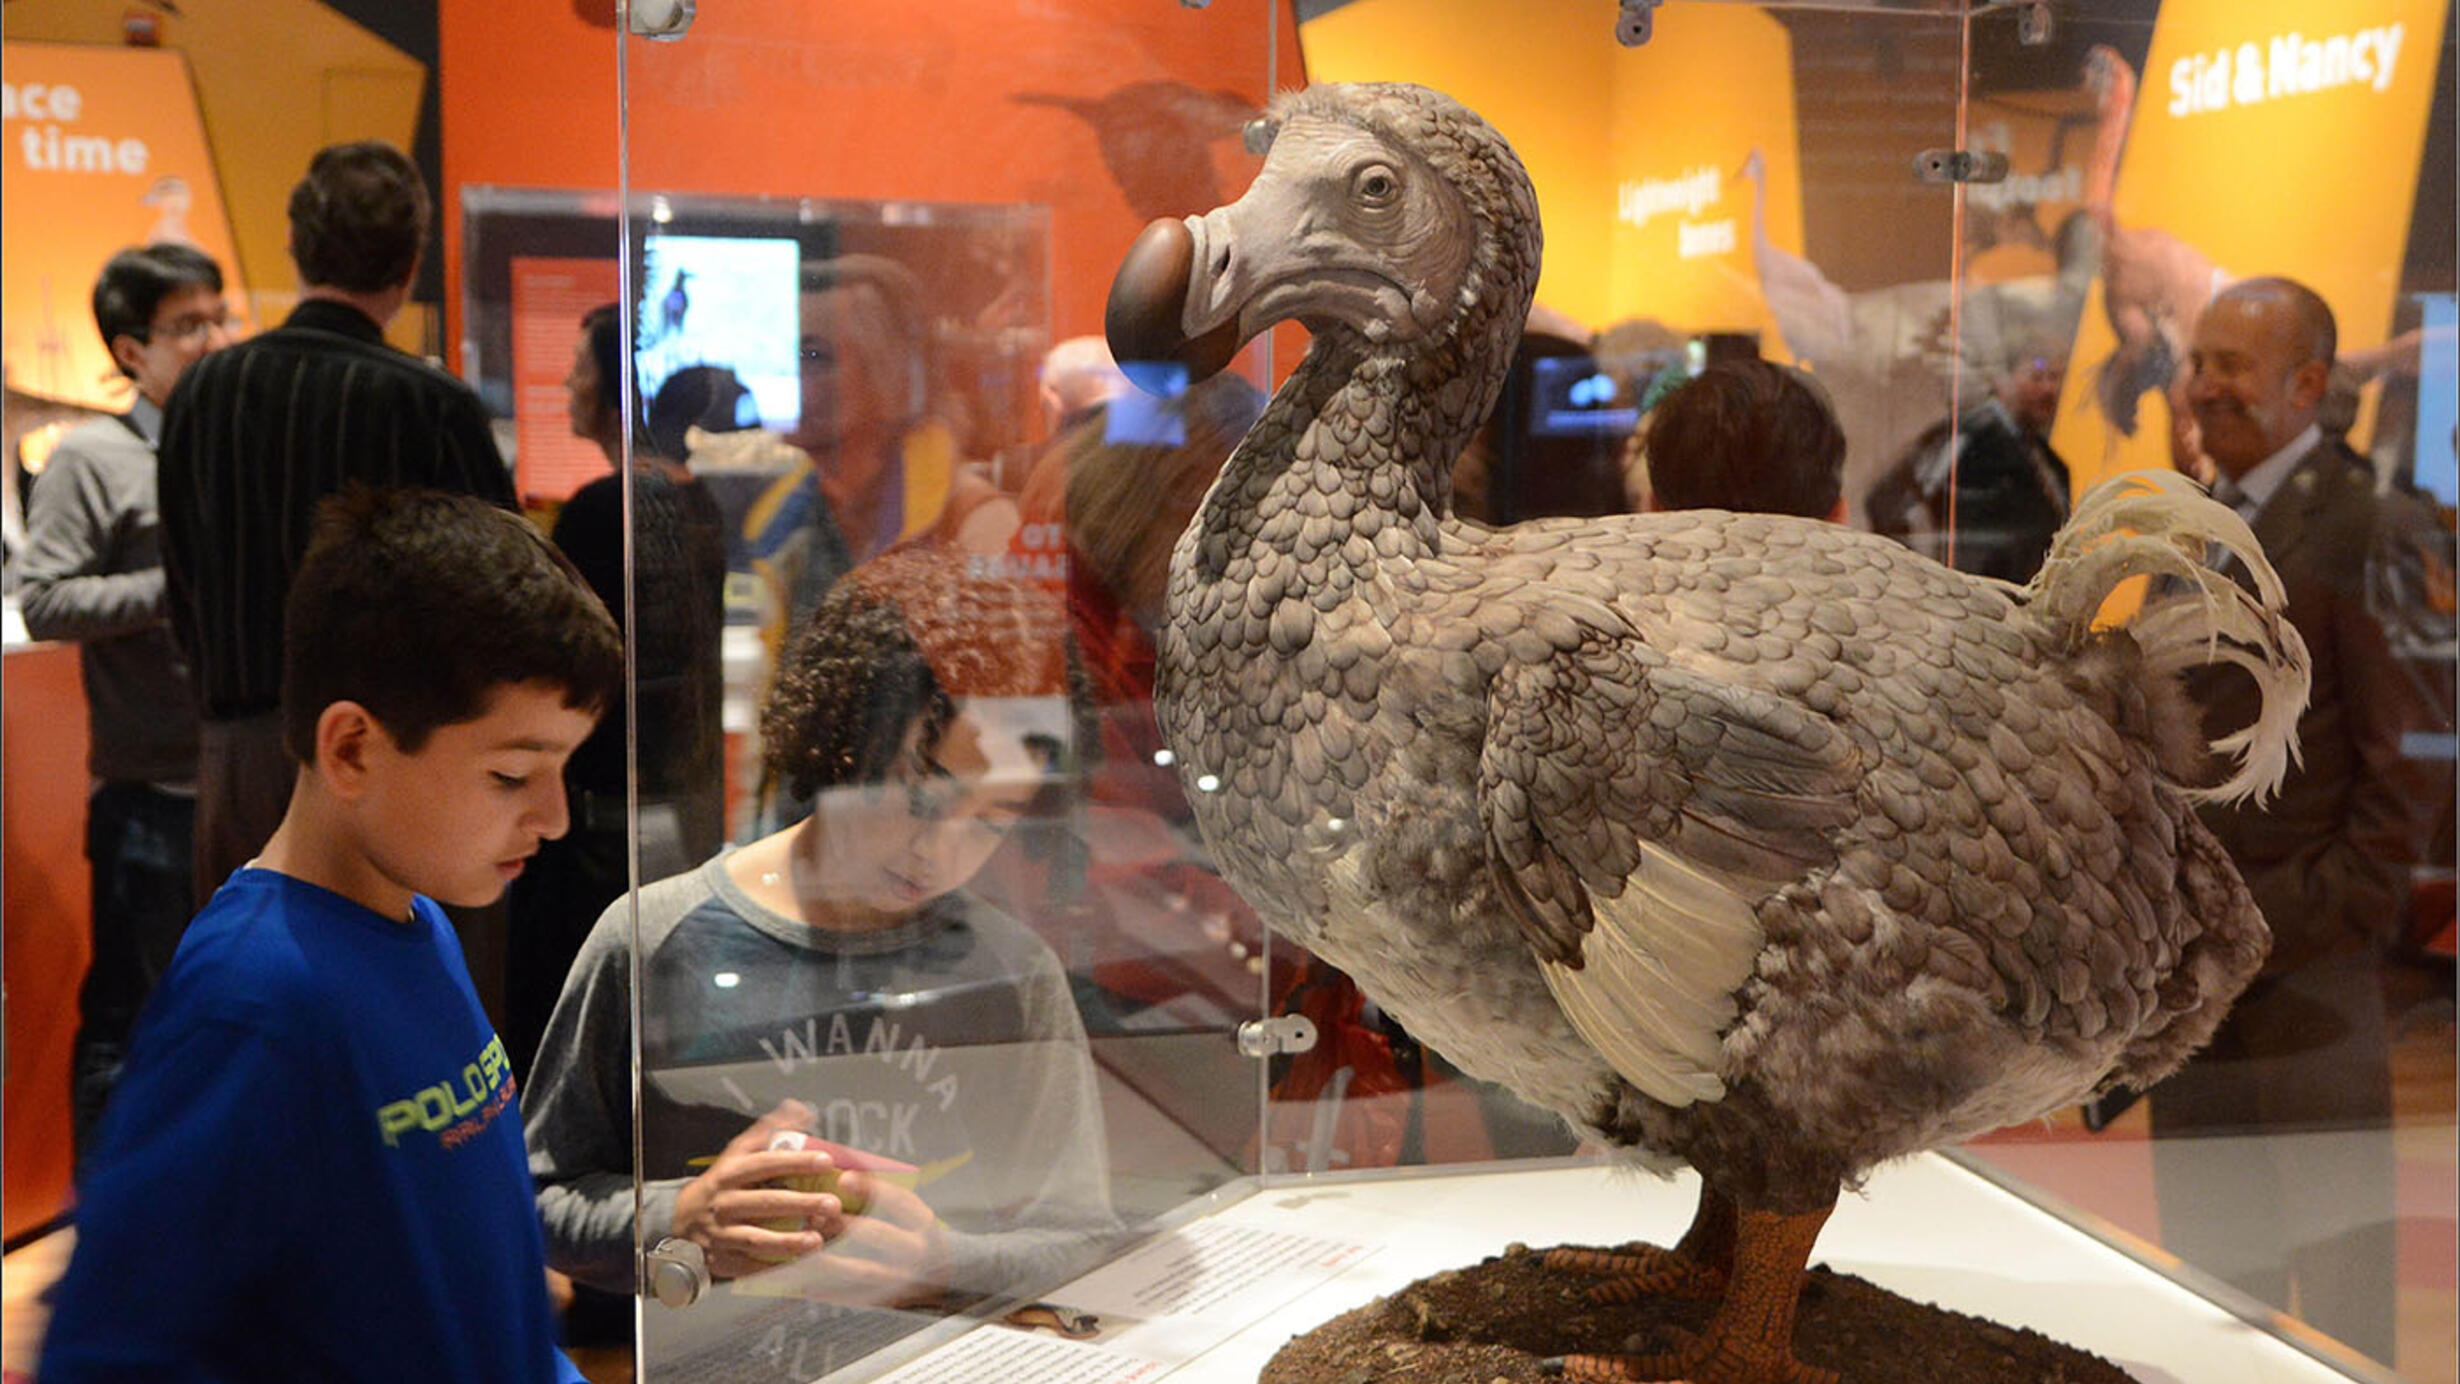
[{"xmin": 39, "ymin": 487, "xmax": 624, "ymax": 1384}]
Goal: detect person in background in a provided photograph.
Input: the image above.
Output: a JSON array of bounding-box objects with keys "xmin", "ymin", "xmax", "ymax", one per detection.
[
  {"xmin": 504, "ymin": 303, "xmax": 727, "ymax": 1084},
  {"xmin": 158, "ymin": 140, "xmax": 512, "ymax": 911},
  {"xmin": 18, "ymin": 242, "xmax": 233, "ymax": 1162},
  {"xmin": 1637, "ymin": 357, "xmax": 1846, "ymax": 520},
  {"xmin": 525, "ymin": 544, "xmax": 1116, "ymax": 1378},
  {"xmin": 738, "ymin": 255, "xmax": 1017, "ymax": 833},
  {"xmin": 1865, "ymin": 338, "xmax": 2069, "ymax": 580},
  {"xmin": 1947, "ymin": 339, "xmax": 2070, "ymax": 581},
  {"xmin": 37, "ymin": 486, "xmax": 620, "ymax": 1384},
  {"xmin": 1035, "ymin": 334, "xmax": 1130, "ymax": 437},
  {"xmin": 2149, "ymin": 276, "xmax": 2439, "ymax": 1362}
]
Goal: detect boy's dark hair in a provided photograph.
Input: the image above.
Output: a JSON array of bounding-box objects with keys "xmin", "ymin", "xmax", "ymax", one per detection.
[
  {"xmin": 762, "ymin": 546, "xmax": 1081, "ymax": 802},
  {"xmin": 287, "ymin": 141, "xmax": 429, "ymax": 293},
  {"xmin": 91, "ymin": 243, "xmax": 224, "ymax": 369},
  {"xmin": 1644, "ymin": 358, "xmax": 1845, "ymax": 519},
  {"xmin": 281, "ymin": 487, "xmax": 624, "ymax": 763}
]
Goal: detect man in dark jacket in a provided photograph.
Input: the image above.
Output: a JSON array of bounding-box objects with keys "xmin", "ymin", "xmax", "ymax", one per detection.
[
  {"xmin": 159, "ymin": 141, "xmax": 513, "ymax": 909},
  {"xmin": 2150, "ymin": 276, "xmax": 2439, "ymax": 1362}
]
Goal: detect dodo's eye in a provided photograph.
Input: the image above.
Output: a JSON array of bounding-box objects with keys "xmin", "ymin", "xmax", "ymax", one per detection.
[{"xmin": 1352, "ymin": 164, "xmax": 1400, "ymax": 208}]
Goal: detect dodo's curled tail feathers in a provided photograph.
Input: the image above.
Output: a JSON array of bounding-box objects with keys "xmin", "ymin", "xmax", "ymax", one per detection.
[{"xmin": 2027, "ymin": 469, "xmax": 2311, "ymax": 807}]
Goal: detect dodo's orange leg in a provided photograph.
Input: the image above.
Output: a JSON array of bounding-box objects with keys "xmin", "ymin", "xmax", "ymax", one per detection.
[
  {"xmin": 1543, "ymin": 1183, "xmax": 1736, "ymax": 1303},
  {"xmin": 1547, "ymin": 1196, "xmax": 1838, "ymax": 1384}
]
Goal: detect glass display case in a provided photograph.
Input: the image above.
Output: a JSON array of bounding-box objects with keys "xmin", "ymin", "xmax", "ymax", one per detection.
[
  {"xmin": 568, "ymin": 2, "xmax": 2456, "ymax": 1383},
  {"xmin": 0, "ymin": 1, "xmax": 2444, "ymax": 1380}
]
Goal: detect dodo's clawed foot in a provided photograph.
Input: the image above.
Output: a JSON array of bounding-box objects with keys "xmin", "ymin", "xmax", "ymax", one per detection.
[
  {"xmin": 1539, "ymin": 1200, "xmax": 1838, "ymax": 1384},
  {"xmin": 1543, "ymin": 1326, "xmax": 1840, "ymax": 1384},
  {"xmin": 1541, "ymin": 1245, "xmax": 1727, "ymax": 1303}
]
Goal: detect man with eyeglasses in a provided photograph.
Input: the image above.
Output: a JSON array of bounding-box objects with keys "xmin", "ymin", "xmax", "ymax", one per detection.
[{"xmin": 18, "ymin": 241, "xmax": 233, "ymax": 1163}]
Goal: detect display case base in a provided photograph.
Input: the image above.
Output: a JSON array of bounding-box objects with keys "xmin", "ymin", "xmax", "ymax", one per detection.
[{"xmin": 1261, "ymin": 1240, "xmax": 2133, "ymax": 1384}]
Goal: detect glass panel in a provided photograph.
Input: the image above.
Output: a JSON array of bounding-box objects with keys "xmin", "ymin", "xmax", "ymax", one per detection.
[
  {"xmin": 547, "ymin": 1, "xmax": 2458, "ymax": 1381},
  {"xmin": 580, "ymin": 5, "xmax": 1286, "ymax": 1381},
  {"xmin": 1947, "ymin": 6, "xmax": 2459, "ymax": 1383}
]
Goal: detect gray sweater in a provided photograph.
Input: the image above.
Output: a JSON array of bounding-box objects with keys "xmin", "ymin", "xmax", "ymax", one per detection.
[
  {"xmin": 17, "ymin": 405, "xmax": 199, "ymax": 785},
  {"xmin": 524, "ymin": 852, "xmax": 1121, "ymax": 1335}
]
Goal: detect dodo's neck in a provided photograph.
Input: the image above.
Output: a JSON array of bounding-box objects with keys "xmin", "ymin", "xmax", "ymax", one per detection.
[{"xmin": 1195, "ymin": 328, "xmax": 1509, "ymax": 575}]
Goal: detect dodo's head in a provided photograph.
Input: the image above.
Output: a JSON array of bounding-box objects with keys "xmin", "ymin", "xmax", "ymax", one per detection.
[{"xmin": 1106, "ymin": 82, "xmax": 1539, "ymax": 387}]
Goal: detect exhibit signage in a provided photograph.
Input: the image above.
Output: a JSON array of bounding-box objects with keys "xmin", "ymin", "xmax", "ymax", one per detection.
[
  {"xmin": 2048, "ymin": 0, "xmax": 2448, "ymax": 485},
  {"xmin": 1, "ymin": 42, "xmax": 249, "ymax": 411}
]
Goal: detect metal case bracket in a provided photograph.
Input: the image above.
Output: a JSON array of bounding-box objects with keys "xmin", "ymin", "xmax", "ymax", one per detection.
[
  {"xmin": 1615, "ymin": 0, "xmax": 1662, "ymax": 47},
  {"xmin": 1912, "ymin": 149, "xmax": 2012, "ymax": 185},
  {"xmin": 1237, "ymin": 1013, "xmax": 1320, "ymax": 1058}
]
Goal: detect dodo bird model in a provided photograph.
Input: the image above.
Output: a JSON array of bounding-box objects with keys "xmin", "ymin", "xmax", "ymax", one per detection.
[{"xmin": 1105, "ymin": 83, "xmax": 2306, "ymax": 1383}]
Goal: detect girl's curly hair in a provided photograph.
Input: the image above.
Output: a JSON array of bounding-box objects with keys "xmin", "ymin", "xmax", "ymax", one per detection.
[{"xmin": 760, "ymin": 544, "xmax": 1085, "ymax": 802}]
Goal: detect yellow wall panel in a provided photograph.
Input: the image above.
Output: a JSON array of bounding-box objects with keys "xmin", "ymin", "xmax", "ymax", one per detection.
[
  {"xmin": 2, "ymin": 0, "xmax": 424, "ymax": 329},
  {"xmin": 2049, "ymin": 0, "xmax": 2448, "ymax": 486}
]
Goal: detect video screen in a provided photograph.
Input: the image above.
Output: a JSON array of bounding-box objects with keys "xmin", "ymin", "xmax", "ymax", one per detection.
[
  {"xmin": 2415, "ymin": 293, "xmax": 2456, "ymax": 507},
  {"xmin": 1527, "ymin": 353, "xmax": 1640, "ymax": 438},
  {"xmin": 1108, "ymin": 359, "xmax": 1191, "ymax": 448},
  {"xmin": 635, "ymin": 233, "xmax": 802, "ymax": 437}
]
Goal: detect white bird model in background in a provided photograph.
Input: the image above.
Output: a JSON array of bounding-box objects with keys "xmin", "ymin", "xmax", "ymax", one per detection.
[
  {"xmin": 1736, "ymin": 148, "xmax": 1858, "ymax": 377},
  {"xmin": 2081, "ymin": 45, "xmax": 2231, "ymax": 439},
  {"xmin": 1106, "ymin": 82, "xmax": 2307, "ymax": 1384}
]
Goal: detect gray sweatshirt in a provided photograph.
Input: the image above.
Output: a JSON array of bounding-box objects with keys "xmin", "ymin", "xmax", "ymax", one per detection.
[
  {"xmin": 524, "ymin": 852, "xmax": 1123, "ymax": 1367},
  {"xmin": 17, "ymin": 403, "xmax": 200, "ymax": 786}
]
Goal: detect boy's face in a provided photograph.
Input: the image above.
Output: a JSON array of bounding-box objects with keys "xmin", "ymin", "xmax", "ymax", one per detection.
[
  {"xmin": 354, "ymin": 679, "xmax": 598, "ymax": 909},
  {"xmin": 114, "ymin": 282, "xmax": 234, "ymax": 408}
]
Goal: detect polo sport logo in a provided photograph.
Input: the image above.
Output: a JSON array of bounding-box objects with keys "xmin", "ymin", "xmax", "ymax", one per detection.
[{"xmin": 375, "ymin": 1034, "xmax": 516, "ymax": 1149}]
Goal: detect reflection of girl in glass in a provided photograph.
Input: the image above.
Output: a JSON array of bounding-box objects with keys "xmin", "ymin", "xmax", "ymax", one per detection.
[{"xmin": 525, "ymin": 544, "xmax": 1114, "ymax": 1344}]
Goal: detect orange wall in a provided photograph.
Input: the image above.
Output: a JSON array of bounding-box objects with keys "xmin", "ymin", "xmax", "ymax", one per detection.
[
  {"xmin": 439, "ymin": 0, "xmax": 1308, "ymax": 374},
  {"xmin": 4, "ymin": 646, "xmax": 91, "ymax": 1241}
]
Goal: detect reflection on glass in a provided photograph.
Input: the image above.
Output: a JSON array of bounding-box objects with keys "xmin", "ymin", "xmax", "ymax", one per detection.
[
  {"xmin": 733, "ymin": 250, "xmax": 1028, "ymax": 837},
  {"xmin": 504, "ymin": 302, "xmax": 728, "ymax": 1084},
  {"xmin": 527, "ymin": 544, "xmax": 1118, "ymax": 1376}
]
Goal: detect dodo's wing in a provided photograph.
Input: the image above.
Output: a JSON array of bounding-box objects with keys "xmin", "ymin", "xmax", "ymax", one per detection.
[{"xmin": 1480, "ymin": 642, "xmax": 1863, "ymax": 1106}]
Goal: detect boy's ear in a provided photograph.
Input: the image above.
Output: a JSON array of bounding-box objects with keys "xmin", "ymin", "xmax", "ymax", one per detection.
[
  {"xmin": 314, "ymin": 700, "xmax": 388, "ymax": 799},
  {"xmin": 107, "ymin": 333, "xmax": 149, "ymax": 381}
]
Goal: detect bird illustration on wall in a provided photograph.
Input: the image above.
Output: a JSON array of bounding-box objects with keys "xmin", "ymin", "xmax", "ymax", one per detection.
[
  {"xmin": 1735, "ymin": 148, "xmax": 1858, "ymax": 375},
  {"xmin": 1106, "ymin": 82, "xmax": 2305, "ymax": 1383},
  {"xmin": 2083, "ymin": 45, "xmax": 2231, "ymax": 438},
  {"xmin": 141, "ymin": 175, "xmax": 195, "ymax": 246},
  {"xmin": 657, "ymin": 267, "xmax": 692, "ymax": 343},
  {"xmin": 1014, "ymin": 80, "xmax": 1261, "ymax": 223}
]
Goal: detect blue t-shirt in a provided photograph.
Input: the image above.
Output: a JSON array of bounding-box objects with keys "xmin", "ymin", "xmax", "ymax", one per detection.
[{"xmin": 39, "ymin": 869, "xmax": 583, "ymax": 1384}]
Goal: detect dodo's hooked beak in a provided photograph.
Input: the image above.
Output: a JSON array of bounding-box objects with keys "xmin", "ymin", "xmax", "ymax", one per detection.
[{"xmin": 1106, "ymin": 211, "xmax": 1251, "ymax": 392}]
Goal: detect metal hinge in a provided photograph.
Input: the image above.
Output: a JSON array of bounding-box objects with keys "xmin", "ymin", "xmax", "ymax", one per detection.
[
  {"xmin": 627, "ymin": 0, "xmax": 694, "ymax": 40},
  {"xmin": 1615, "ymin": 0, "xmax": 1662, "ymax": 47},
  {"xmin": 645, "ymin": 1237, "xmax": 709, "ymax": 1307},
  {"xmin": 1912, "ymin": 149, "xmax": 2012, "ymax": 185},
  {"xmin": 1236, "ymin": 1013, "xmax": 1319, "ymax": 1058},
  {"xmin": 2017, "ymin": 1, "xmax": 2054, "ymax": 46}
]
